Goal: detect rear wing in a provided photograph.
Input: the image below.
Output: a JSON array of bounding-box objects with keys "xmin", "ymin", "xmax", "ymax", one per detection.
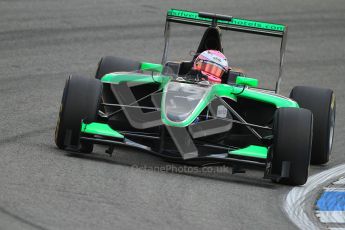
[
  {"xmin": 162, "ymin": 9, "xmax": 288, "ymax": 93},
  {"xmin": 166, "ymin": 9, "xmax": 286, "ymax": 37}
]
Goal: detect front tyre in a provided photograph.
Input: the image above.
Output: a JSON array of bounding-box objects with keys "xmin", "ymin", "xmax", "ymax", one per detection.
[
  {"xmin": 271, "ymin": 108, "xmax": 313, "ymax": 186},
  {"xmin": 55, "ymin": 75, "xmax": 102, "ymax": 153}
]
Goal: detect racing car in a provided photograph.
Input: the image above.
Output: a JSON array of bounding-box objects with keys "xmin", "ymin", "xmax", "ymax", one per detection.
[{"xmin": 55, "ymin": 9, "xmax": 336, "ymax": 185}]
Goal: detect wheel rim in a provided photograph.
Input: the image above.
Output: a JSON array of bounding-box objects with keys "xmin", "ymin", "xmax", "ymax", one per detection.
[
  {"xmin": 329, "ymin": 121, "xmax": 334, "ymax": 152},
  {"xmin": 328, "ymin": 96, "xmax": 336, "ymax": 153}
]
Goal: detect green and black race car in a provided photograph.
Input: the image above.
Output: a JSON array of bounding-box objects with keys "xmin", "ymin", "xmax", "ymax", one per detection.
[{"xmin": 55, "ymin": 9, "xmax": 336, "ymax": 186}]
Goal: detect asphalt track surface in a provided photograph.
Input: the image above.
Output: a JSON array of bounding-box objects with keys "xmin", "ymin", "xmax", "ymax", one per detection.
[{"xmin": 0, "ymin": 0, "xmax": 344, "ymax": 229}]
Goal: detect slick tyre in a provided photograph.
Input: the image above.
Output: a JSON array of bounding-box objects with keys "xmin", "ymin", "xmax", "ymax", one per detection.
[
  {"xmin": 55, "ymin": 75, "xmax": 102, "ymax": 153},
  {"xmin": 95, "ymin": 56, "xmax": 141, "ymax": 79},
  {"xmin": 271, "ymin": 108, "xmax": 313, "ymax": 186},
  {"xmin": 290, "ymin": 86, "xmax": 336, "ymax": 165},
  {"xmin": 95, "ymin": 56, "xmax": 141, "ymax": 114}
]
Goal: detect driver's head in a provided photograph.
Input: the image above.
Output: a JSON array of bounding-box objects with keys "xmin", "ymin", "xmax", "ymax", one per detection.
[{"xmin": 193, "ymin": 50, "xmax": 229, "ymax": 84}]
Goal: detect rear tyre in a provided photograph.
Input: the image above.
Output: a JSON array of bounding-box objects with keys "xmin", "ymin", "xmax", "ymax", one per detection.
[
  {"xmin": 290, "ymin": 86, "xmax": 336, "ymax": 165},
  {"xmin": 271, "ymin": 108, "xmax": 313, "ymax": 186},
  {"xmin": 95, "ymin": 56, "xmax": 141, "ymax": 79},
  {"xmin": 95, "ymin": 56, "xmax": 141, "ymax": 120},
  {"xmin": 55, "ymin": 75, "xmax": 102, "ymax": 153}
]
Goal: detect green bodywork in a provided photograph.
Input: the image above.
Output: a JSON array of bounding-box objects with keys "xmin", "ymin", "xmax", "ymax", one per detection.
[
  {"xmin": 81, "ymin": 122, "xmax": 124, "ymax": 139},
  {"xmin": 102, "ymin": 73, "xmax": 166, "ymax": 85},
  {"xmin": 229, "ymin": 145, "xmax": 268, "ymax": 159},
  {"xmin": 101, "ymin": 62, "xmax": 170, "ymax": 90},
  {"xmin": 141, "ymin": 62, "xmax": 164, "ymax": 73},
  {"xmin": 236, "ymin": 76, "xmax": 258, "ymax": 87}
]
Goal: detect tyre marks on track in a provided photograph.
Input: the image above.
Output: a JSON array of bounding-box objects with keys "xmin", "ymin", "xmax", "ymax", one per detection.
[
  {"xmin": 0, "ymin": 206, "xmax": 47, "ymax": 230},
  {"xmin": 0, "ymin": 127, "xmax": 53, "ymax": 146}
]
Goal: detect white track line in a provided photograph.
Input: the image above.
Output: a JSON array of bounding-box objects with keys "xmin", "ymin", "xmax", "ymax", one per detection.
[
  {"xmin": 283, "ymin": 164, "xmax": 345, "ymax": 229},
  {"xmin": 333, "ymin": 177, "xmax": 345, "ymax": 185},
  {"xmin": 316, "ymin": 211, "xmax": 345, "ymax": 223},
  {"xmin": 324, "ymin": 187, "xmax": 345, "ymax": 192}
]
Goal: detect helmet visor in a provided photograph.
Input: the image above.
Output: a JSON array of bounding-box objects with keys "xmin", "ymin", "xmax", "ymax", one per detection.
[{"xmin": 194, "ymin": 59, "xmax": 226, "ymax": 79}]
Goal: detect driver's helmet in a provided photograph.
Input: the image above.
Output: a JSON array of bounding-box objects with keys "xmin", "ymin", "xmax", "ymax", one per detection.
[{"xmin": 193, "ymin": 50, "xmax": 229, "ymax": 84}]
